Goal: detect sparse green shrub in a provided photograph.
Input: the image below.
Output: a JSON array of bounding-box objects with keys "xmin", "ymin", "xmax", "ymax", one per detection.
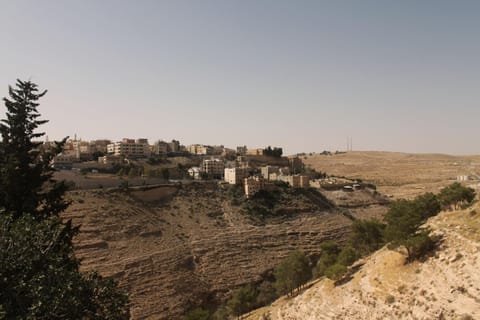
[
  {"xmin": 337, "ymin": 246, "xmax": 359, "ymax": 267},
  {"xmin": 438, "ymin": 182, "xmax": 475, "ymax": 210},
  {"xmin": 255, "ymin": 281, "xmax": 278, "ymax": 306},
  {"xmin": 183, "ymin": 308, "xmax": 210, "ymax": 320},
  {"xmin": 227, "ymin": 285, "xmax": 257, "ymax": 318},
  {"xmin": 385, "ymin": 294, "xmax": 395, "ymax": 304},
  {"xmin": 324, "ymin": 263, "xmax": 347, "ymax": 281}
]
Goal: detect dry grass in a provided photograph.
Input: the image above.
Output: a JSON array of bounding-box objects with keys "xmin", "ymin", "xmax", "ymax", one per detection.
[{"xmin": 304, "ymin": 151, "xmax": 480, "ymax": 199}]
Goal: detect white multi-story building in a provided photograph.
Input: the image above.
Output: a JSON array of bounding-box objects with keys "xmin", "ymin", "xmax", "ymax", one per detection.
[
  {"xmin": 107, "ymin": 138, "xmax": 151, "ymax": 158},
  {"xmin": 224, "ymin": 167, "xmax": 249, "ymax": 185}
]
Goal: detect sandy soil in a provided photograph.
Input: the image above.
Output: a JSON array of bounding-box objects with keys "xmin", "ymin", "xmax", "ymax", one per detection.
[{"xmin": 247, "ymin": 204, "xmax": 480, "ymax": 320}]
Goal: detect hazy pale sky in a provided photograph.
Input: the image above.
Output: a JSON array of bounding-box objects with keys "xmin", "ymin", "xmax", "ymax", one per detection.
[{"xmin": 1, "ymin": 0, "xmax": 479, "ymax": 155}]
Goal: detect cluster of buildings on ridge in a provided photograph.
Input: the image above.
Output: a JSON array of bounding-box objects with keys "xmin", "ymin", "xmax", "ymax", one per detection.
[
  {"xmin": 50, "ymin": 136, "xmax": 316, "ymax": 198},
  {"xmin": 51, "ymin": 136, "xmax": 266, "ymax": 166},
  {"xmin": 188, "ymin": 156, "xmax": 309, "ymax": 198}
]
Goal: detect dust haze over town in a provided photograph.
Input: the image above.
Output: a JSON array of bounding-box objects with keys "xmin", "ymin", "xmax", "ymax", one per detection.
[{"xmin": 1, "ymin": 1, "xmax": 480, "ymax": 320}]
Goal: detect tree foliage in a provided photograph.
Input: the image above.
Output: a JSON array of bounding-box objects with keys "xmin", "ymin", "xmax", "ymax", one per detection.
[
  {"xmin": 263, "ymin": 146, "xmax": 283, "ymax": 158},
  {"xmin": 183, "ymin": 308, "xmax": 210, "ymax": 320},
  {"xmin": 227, "ymin": 285, "xmax": 257, "ymax": 318},
  {"xmin": 0, "ymin": 80, "xmax": 69, "ymax": 220},
  {"xmin": 349, "ymin": 219, "xmax": 385, "ymax": 255},
  {"xmin": 0, "ymin": 80, "xmax": 129, "ymax": 319},
  {"xmin": 438, "ymin": 182, "xmax": 475, "ymax": 210},
  {"xmin": 274, "ymin": 250, "xmax": 311, "ymax": 296},
  {"xmin": 383, "ymin": 192, "xmax": 443, "ymax": 262}
]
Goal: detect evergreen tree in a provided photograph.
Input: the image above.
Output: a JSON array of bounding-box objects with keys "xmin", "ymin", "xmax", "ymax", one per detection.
[
  {"xmin": 0, "ymin": 80, "xmax": 129, "ymax": 319},
  {"xmin": 0, "ymin": 79, "xmax": 68, "ymax": 220}
]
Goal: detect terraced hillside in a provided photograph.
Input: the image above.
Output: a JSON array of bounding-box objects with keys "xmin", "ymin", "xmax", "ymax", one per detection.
[{"xmin": 62, "ymin": 183, "xmax": 386, "ymax": 319}]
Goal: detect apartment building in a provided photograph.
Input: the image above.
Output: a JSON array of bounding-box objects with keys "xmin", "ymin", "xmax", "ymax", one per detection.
[
  {"xmin": 246, "ymin": 148, "xmax": 265, "ymax": 156},
  {"xmin": 244, "ymin": 176, "xmax": 264, "ymax": 198},
  {"xmin": 107, "ymin": 138, "xmax": 151, "ymax": 158},
  {"xmin": 202, "ymin": 159, "xmax": 225, "ymax": 178},
  {"xmin": 168, "ymin": 140, "xmax": 180, "ymax": 153},
  {"xmin": 152, "ymin": 140, "xmax": 169, "ymax": 155},
  {"xmin": 236, "ymin": 145, "xmax": 247, "ymax": 155},
  {"xmin": 187, "ymin": 144, "xmax": 212, "ymax": 155},
  {"xmin": 278, "ymin": 174, "xmax": 310, "ymax": 188},
  {"xmin": 224, "ymin": 167, "xmax": 249, "ymax": 185},
  {"xmin": 260, "ymin": 166, "xmax": 279, "ymax": 180}
]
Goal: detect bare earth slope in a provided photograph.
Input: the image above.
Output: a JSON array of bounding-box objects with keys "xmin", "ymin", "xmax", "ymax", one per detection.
[
  {"xmin": 247, "ymin": 204, "xmax": 480, "ymax": 320},
  {"xmin": 304, "ymin": 151, "xmax": 480, "ymax": 199},
  {"xmin": 63, "ymin": 183, "xmax": 373, "ymax": 319}
]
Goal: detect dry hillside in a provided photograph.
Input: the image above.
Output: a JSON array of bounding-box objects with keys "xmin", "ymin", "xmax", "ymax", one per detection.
[
  {"xmin": 304, "ymin": 151, "xmax": 480, "ymax": 199},
  {"xmin": 247, "ymin": 204, "xmax": 480, "ymax": 320},
  {"xmin": 63, "ymin": 182, "xmax": 384, "ymax": 319}
]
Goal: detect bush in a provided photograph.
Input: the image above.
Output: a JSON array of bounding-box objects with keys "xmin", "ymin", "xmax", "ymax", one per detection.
[
  {"xmin": 349, "ymin": 219, "xmax": 385, "ymax": 255},
  {"xmin": 337, "ymin": 246, "xmax": 359, "ymax": 267},
  {"xmin": 324, "ymin": 264, "xmax": 347, "ymax": 281},
  {"xmin": 403, "ymin": 230, "xmax": 438, "ymax": 262},
  {"xmin": 255, "ymin": 281, "xmax": 278, "ymax": 306},
  {"xmin": 313, "ymin": 241, "xmax": 340, "ymax": 278},
  {"xmin": 438, "ymin": 182, "xmax": 475, "ymax": 210},
  {"xmin": 227, "ymin": 285, "xmax": 257, "ymax": 318},
  {"xmin": 183, "ymin": 308, "xmax": 210, "ymax": 320}
]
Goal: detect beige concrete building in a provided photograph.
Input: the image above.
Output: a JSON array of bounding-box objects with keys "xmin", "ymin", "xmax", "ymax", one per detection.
[
  {"xmin": 278, "ymin": 174, "xmax": 310, "ymax": 188},
  {"xmin": 244, "ymin": 176, "xmax": 265, "ymax": 198},
  {"xmin": 153, "ymin": 140, "xmax": 169, "ymax": 155},
  {"xmin": 247, "ymin": 148, "xmax": 265, "ymax": 156},
  {"xmin": 202, "ymin": 159, "xmax": 225, "ymax": 178},
  {"xmin": 224, "ymin": 167, "xmax": 249, "ymax": 185},
  {"xmin": 187, "ymin": 144, "xmax": 212, "ymax": 155},
  {"xmin": 299, "ymin": 175, "xmax": 310, "ymax": 188},
  {"xmin": 107, "ymin": 138, "xmax": 151, "ymax": 158},
  {"xmin": 261, "ymin": 166, "xmax": 280, "ymax": 180}
]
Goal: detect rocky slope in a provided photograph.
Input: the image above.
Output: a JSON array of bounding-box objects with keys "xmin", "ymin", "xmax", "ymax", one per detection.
[
  {"xmin": 63, "ymin": 183, "xmax": 385, "ymax": 319},
  {"xmin": 247, "ymin": 204, "xmax": 480, "ymax": 320}
]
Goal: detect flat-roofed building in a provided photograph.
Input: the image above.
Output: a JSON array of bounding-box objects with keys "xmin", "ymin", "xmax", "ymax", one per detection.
[
  {"xmin": 224, "ymin": 167, "xmax": 249, "ymax": 185},
  {"xmin": 244, "ymin": 176, "xmax": 264, "ymax": 198},
  {"xmin": 236, "ymin": 145, "xmax": 247, "ymax": 155},
  {"xmin": 261, "ymin": 166, "xmax": 279, "ymax": 180},
  {"xmin": 107, "ymin": 138, "xmax": 150, "ymax": 158},
  {"xmin": 153, "ymin": 140, "xmax": 169, "ymax": 155},
  {"xmin": 247, "ymin": 148, "xmax": 265, "ymax": 156},
  {"xmin": 202, "ymin": 159, "xmax": 225, "ymax": 179},
  {"xmin": 278, "ymin": 174, "xmax": 309, "ymax": 188}
]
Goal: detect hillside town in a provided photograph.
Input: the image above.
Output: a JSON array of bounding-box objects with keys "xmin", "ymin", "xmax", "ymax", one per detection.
[{"xmin": 48, "ymin": 136, "xmax": 361, "ymax": 197}]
